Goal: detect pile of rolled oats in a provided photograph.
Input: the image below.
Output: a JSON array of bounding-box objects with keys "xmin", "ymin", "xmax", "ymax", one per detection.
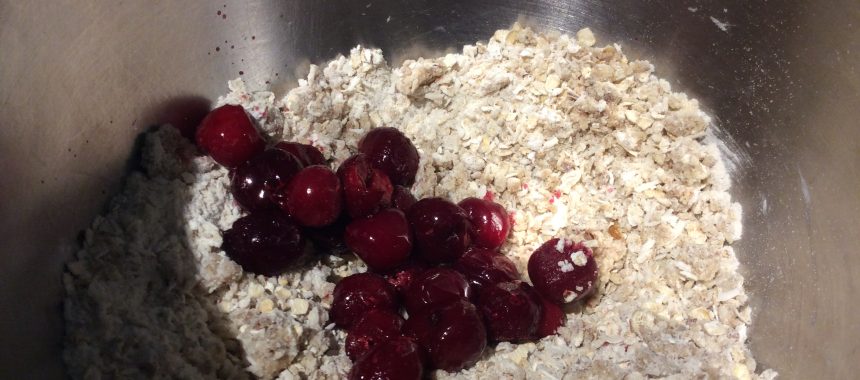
[{"xmin": 63, "ymin": 24, "xmax": 775, "ymax": 379}]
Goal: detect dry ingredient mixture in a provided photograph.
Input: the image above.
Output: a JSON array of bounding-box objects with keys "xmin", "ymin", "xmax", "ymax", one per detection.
[{"xmin": 63, "ymin": 24, "xmax": 776, "ymax": 379}]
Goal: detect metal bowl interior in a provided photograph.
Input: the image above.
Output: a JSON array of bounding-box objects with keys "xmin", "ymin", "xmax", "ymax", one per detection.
[{"xmin": 1, "ymin": 1, "xmax": 858, "ymax": 378}]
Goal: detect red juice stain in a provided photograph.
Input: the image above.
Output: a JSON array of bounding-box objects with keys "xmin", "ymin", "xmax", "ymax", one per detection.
[
  {"xmin": 507, "ymin": 211, "xmax": 516, "ymax": 227},
  {"xmin": 215, "ymin": 46, "xmax": 220, "ymax": 52},
  {"xmin": 222, "ymin": 14, "xmax": 227, "ymax": 19},
  {"xmin": 239, "ymin": 70, "xmax": 244, "ymax": 75},
  {"xmin": 482, "ymin": 191, "xmax": 495, "ymax": 202},
  {"xmin": 552, "ymin": 189, "xmax": 562, "ymax": 198},
  {"xmin": 252, "ymin": 35, "xmax": 256, "ymax": 40},
  {"xmin": 521, "ymin": 183, "xmax": 529, "ymax": 190},
  {"xmin": 217, "ymin": 10, "xmax": 221, "ymax": 16}
]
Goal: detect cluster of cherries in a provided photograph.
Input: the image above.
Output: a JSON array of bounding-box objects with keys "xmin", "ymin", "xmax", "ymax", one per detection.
[{"xmin": 194, "ymin": 104, "xmax": 599, "ymax": 380}]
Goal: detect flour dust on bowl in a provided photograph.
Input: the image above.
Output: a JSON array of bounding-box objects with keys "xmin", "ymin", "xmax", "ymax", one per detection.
[{"xmin": 61, "ymin": 24, "xmax": 775, "ymax": 379}]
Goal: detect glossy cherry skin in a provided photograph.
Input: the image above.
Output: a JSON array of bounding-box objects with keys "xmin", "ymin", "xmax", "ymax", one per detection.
[
  {"xmin": 476, "ymin": 281, "xmax": 541, "ymax": 343},
  {"xmin": 230, "ymin": 148, "xmax": 303, "ymax": 212},
  {"xmin": 358, "ymin": 127, "xmax": 420, "ymax": 187},
  {"xmin": 195, "ymin": 104, "xmax": 265, "ymax": 168},
  {"xmin": 391, "ymin": 186, "xmax": 417, "ymax": 213},
  {"xmin": 406, "ymin": 197, "xmax": 472, "ymax": 264},
  {"xmin": 527, "ymin": 238, "xmax": 599, "ymax": 304},
  {"xmin": 458, "ymin": 197, "xmax": 511, "ymax": 250},
  {"xmin": 403, "ymin": 299, "xmax": 487, "ymax": 372},
  {"xmin": 337, "ymin": 154, "xmax": 393, "ymax": 218},
  {"xmin": 403, "ymin": 268, "xmax": 472, "ymax": 315},
  {"xmin": 281, "ymin": 165, "xmax": 343, "ymax": 227},
  {"xmin": 348, "ymin": 336, "xmax": 424, "ymax": 380},
  {"xmin": 221, "ymin": 211, "xmax": 309, "ymax": 276},
  {"xmin": 345, "ymin": 309, "xmax": 405, "ymax": 361},
  {"xmin": 274, "ymin": 141, "xmax": 326, "ymax": 167},
  {"xmin": 344, "ymin": 209, "xmax": 412, "ymax": 272},
  {"xmin": 453, "ymin": 246, "xmax": 520, "ymax": 291},
  {"xmin": 330, "ymin": 273, "xmax": 399, "ymax": 329}
]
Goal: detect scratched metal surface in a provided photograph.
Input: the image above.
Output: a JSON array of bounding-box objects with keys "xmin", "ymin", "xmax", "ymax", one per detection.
[{"xmin": 1, "ymin": 0, "xmax": 858, "ymax": 378}]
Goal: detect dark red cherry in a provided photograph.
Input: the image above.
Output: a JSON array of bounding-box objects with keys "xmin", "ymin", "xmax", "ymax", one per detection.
[
  {"xmin": 281, "ymin": 165, "xmax": 343, "ymax": 227},
  {"xmin": 406, "ymin": 198, "xmax": 471, "ymax": 264},
  {"xmin": 383, "ymin": 260, "xmax": 428, "ymax": 297},
  {"xmin": 230, "ymin": 148, "xmax": 303, "ymax": 211},
  {"xmin": 527, "ymin": 238, "xmax": 599, "ymax": 304},
  {"xmin": 274, "ymin": 141, "xmax": 326, "ymax": 166},
  {"xmin": 345, "ymin": 309, "xmax": 405, "ymax": 361},
  {"xmin": 458, "ymin": 197, "xmax": 511, "ymax": 250},
  {"xmin": 344, "ymin": 209, "xmax": 412, "ymax": 272},
  {"xmin": 348, "ymin": 337, "xmax": 424, "ymax": 380},
  {"xmin": 337, "ymin": 154, "xmax": 393, "ymax": 218},
  {"xmin": 302, "ymin": 213, "xmax": 350, "ymax": 255},
  {"xmin": 221, "ymin": 211, "xmax": 309, "ymax": 276},
  {"xmin": 403, "ymin": 299, "xmax": 487, "ymax": 372},
  {"xmin": 358, "ymin": 127, "xmax": 420, "ymax": 187},
  {"xmin": 195, "ymin": 104, "xmax": 265, "ymax": 168},
  {"xmin": 476, "ymin": 281, "xmax": 541, "ymax": 343},
  {"xmin": 534, "ymin": 294, "xmax": 565, "ymax": 339},
  {"xmin": 391, "ymin": 186, "xmax": 417, "ymax": 213},
  {"xmin": 330, "ymin": 273, "xmax": 399, "ymax": 329},
  {"xmin": 453, "ymin": 246, "xmax": 519, "ymax": 291},
  {"xmin": 403, "ymin": 268, "xmax": 471, "ymax": 315}
]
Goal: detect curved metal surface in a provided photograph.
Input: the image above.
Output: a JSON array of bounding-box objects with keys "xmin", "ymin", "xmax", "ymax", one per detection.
[{"xmin": 1, "ymin": 0, "xmax": 858, "ymax": 378}]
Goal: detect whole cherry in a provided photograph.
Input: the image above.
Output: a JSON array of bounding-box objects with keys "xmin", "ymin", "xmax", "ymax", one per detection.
[
  {"xmin": 330, "ymin": 273, "xmax": 399, "ymax": 329},
  {"xmin": 458, "ymin": 197, "xmax": 511, "ymax": 251},
  {"xmin": 195, "ymin": 104, "xmax": 265, "ymax": 168},
  {"xmin": 230, "ymin": 148, "xmax": 303, "ymax": 212},
  {"xmin": 527, "ymin": 238, "xmax": 599, "ymax": 305},
  {"xmin": 221, "ymin": 211, "xmax": 309, "ymax": 276},
  {"xmin": 476, "ymin": 281, "xmax": 542, "ymax": 343},
  {"xmin": 337, "ymin": 153, "xmax": 393, "ymax": 218},
  {"xmin": 403, "ymin": 268, "xmax": 472, "ymax": 315},
  {"xmin": 453, "ymin": 246, "xmax": 520, "ymax": 291},
  {"xmin": 281, "ymin": 165, "xmax": 343, "ymax": 227},
  {"xmin": 403, "ymin": 299, "xmax": 486, "ymax": 372},
  {"xmin": 344, "ymin": 209, "xmax": 412, "ymax": 272},
  {"xmin": 407, "ymin": 197, "xmax": 472, "ymax": 264},
  {"xmin": 358, "ymin": 127, "xmax": 420, "ymax": 187}
]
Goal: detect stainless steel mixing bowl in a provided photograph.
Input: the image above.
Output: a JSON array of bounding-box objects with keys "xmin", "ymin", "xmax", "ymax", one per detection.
[{"xmin": 1, "ymin": 0, "xmax": 858, "ymax": 378}]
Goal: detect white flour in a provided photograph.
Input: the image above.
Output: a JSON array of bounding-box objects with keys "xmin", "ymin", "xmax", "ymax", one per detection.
[{"xmin": 64, "ymin": 24, "xmax": 775, "ymax": 379}]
